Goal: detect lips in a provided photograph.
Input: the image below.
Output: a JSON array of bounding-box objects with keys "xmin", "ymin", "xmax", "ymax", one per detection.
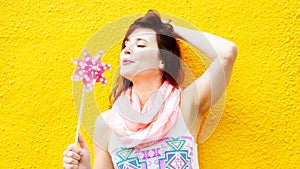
[{"xmin": 121, "ymin": 58, "xmax": 134, "ymax": 65}]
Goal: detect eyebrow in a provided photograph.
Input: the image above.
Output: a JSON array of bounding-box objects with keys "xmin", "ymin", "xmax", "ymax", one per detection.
[
  {"xmin": 136, "ymin": 38, "xmax": 148, "ymax": 43},
  {"xmin": 125, "ymin": 37, "xmax": 148, "ymax": 44}
]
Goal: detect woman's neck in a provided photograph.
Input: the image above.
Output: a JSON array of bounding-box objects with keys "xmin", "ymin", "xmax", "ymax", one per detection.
[{"xmin": 132, "ymin": 75, "xmax": 163, "ymax": 107}]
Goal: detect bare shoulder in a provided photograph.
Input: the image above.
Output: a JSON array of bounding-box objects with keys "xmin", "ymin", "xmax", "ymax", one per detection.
[
  {"xmin": 94, "ymin": 109, "xmax": 112, "ymax": 132},
  {"xmin": 93, "ymin": 109, "xmax": 114, "ymax": 168},
  {"xmin": 93, "ymin": 109, "xmax": 113, "ymax": 150}
]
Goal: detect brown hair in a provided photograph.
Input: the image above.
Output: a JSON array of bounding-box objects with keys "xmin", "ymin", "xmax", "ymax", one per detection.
[{"xmin": 110, "ymin": 10, "xmax": 183, "ymax": 104}]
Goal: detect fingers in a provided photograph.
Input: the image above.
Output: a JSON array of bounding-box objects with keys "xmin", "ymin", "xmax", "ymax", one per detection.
[
  {"xmin": 67, "ymin": 144, "xmax": 81, "ymax": 154},
  {"xmin": 63, "ymin": 163, "xmax": 78, "ymax": 169},
  {"xmin": 62, "ymin": 144, "xmax": 82, "ymax": 168},
  {"xmin": 63, "ymin": 149, "xmax": 81, "ymax": 161},
  {"xmin": 162, "ymin": 18, "xmax": 172, "ymax": 24},
  {"xmin": 62, "ymin": 154, "xmax": 79, "ymax": 169},
  {"xmin": 63, "ymin": 135, "xmax": 90, "ymax": 169},
  {"xmin": 63, "ymin": 154, "xmax": 79, "ymax": 164}
]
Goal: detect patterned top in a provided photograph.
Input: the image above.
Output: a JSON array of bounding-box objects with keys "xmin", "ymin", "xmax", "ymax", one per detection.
[{"xmin": 108, "ymin": 112, "xmax": 199, "ymax": 169}]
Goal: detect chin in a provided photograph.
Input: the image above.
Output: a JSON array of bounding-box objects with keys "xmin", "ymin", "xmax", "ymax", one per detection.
[{"xmin": 120, "ymin": 71, "xmax": 133, "ymax": 81}]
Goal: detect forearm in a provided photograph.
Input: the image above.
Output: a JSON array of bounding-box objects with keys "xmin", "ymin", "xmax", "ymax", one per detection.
[{"xmin": 173, "ymin": 25, "xmax": 237, "ymax": 61}]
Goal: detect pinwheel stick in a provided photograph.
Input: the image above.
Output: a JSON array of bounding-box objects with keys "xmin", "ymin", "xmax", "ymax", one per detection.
[
  {"xmin": 74, "ymin": 86, "xmax": 86, "ymax": 145},
  {"xmin": 71, "ymin": 48, "xmax": 112, "ymax": 146}
]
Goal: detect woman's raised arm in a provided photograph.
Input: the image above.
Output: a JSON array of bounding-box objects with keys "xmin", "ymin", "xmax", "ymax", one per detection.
[{"xmin": 173, "ymin": 24, "xmax": 238, "ymax": 125}]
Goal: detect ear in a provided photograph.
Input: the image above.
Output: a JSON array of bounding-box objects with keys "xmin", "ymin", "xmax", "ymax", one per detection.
[{"xmin": 159, "ymin": 60, "xmax": 164, "ymax": 69}]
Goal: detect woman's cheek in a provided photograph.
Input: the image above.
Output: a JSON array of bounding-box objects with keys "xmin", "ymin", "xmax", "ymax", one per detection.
[{"xmin": 137, "ymin": 49, "xmax": 161, "ymax": 69}]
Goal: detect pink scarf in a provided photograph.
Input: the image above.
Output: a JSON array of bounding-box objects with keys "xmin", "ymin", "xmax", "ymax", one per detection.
[{"xmin": 103, "ymin": 81, "xmax": 180, "ymax": 148}]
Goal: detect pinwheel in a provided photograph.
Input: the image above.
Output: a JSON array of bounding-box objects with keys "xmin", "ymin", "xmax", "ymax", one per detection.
[{"xmin": 71, "ymin": 48, "xmax": 111, "ymax": 145}]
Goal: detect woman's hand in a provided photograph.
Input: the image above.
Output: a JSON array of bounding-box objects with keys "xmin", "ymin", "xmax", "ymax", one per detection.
[
  {"xmin": 63, "ymin": 133, "xmax": 91, "ymax": 169},
  {"xmin": 161, "ymin": 18, "xmax": 172, "ymax": 24},
  {"xmin": 161, "ymin": 18, "xmax": 181, "ymax": 39}
]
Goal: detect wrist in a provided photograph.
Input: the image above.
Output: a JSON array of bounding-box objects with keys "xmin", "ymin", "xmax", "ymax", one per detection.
[{"xmin": 171, "ymin": 25, "xmax": 184, "ymax": 40}]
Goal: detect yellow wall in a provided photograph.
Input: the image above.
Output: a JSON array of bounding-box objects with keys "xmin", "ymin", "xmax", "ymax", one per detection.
[{"xmin": 1, "ymin": 0, "xmax": 299, "ymax": 168}]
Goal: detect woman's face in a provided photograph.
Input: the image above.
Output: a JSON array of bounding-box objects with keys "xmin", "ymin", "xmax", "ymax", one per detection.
[{"xmin": 120, "ymin": 28, "xmax": 162, "ymax": 81}]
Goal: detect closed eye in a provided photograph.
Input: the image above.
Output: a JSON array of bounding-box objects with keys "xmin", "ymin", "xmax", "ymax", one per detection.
[{"xmin": 137, "ymin": 45, "xmax": 146, "ymax": 48}]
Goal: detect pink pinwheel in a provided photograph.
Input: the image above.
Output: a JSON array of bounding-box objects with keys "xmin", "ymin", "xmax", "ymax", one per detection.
[
  {"xmin": 71, "ymin": 48, "xmax": 112, "ymax": 145},
  {"xmin": 72, "ymin": 48, "xmax": 112, "ymax": 92}
]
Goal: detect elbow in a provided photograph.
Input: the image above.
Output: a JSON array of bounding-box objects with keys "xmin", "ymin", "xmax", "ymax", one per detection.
[
  {"xmin": 227, "ymin": 43, "xmax": 238, "ymax": 61},
  {"xmin": 220, "ymin": 42, "xmax": 238, "ymax": 61},
  {"xmin": 231, "ymin": 43, "xmax": 238, "ymax": 59}
]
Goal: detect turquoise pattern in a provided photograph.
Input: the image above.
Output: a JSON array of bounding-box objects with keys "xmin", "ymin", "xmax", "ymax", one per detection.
[{"xmin": 111, "ymin": 136, "xmax": 194, "ymax": 169}]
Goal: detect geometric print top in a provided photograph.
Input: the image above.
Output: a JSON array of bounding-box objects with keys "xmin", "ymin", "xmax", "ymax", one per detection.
[{"xmin": 108, "ymin": 112, "xmax": 199, "ymax": 169}]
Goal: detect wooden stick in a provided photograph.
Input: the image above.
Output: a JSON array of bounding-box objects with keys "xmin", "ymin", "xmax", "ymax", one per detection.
[{"xmin": 74, "ymin": 86, "xmax": 86, "ymax": 146}]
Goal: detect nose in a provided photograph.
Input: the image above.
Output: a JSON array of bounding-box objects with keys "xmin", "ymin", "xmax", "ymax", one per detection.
[
  {"xmin": 123, "ymin": 43, "xmax": 134, "ymax": 55},
  {"xmin": 124, "ymin": 48, "xmax": 132, "ymax": 55}
]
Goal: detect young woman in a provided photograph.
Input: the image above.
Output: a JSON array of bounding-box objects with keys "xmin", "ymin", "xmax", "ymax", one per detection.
[{"xmin": 63, "ymin": 10, "xmax": 237, "ymax": 169}]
